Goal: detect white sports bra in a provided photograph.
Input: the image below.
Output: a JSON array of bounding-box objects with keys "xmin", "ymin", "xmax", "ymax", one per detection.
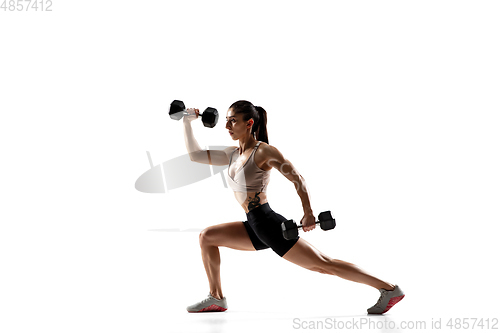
[{"xmin": 227, "ymin": 141, "xmax": 271, "ymax": 192}]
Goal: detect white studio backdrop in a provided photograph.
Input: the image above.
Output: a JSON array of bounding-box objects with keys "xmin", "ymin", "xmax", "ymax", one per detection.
[{"xmin": 1, "ymin": 1, "xmax": 499, "ymax": 332}]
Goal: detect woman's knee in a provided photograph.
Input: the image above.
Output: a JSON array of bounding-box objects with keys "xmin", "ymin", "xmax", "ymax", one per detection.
[
  {"xmin": 328, "ymin": 259, "xmax": 356, "ymax": 275},
  {"xmin": 199, "ymin": 226, "xmax": 217, "ymax": 247},
  {"xmin": 198, "ymin": 221, "xmax": 256, "ymax": 251},
  {"xmin": 309, "ymin": 257, "xmax": 337, "ymax": 275},
  {"xmin": 311, "ymin": 254, "xmax": 352, "ymax": 276},
  {"xmin": 199, "ymin": 224, "xmax": 233, "ymax": 248}
]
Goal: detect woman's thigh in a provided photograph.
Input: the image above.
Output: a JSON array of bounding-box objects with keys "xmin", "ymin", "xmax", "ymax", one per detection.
[
  {"xmin": 282, "ymin": 238, "xmax": 332, "ymax": 270},
  {"xmin": 200, "ymin": 221, "xmax": 256, "ymax": 251}
]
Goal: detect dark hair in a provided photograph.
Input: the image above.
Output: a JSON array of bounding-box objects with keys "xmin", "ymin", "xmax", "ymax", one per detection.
[{"xmin": 229, "ymin": 100, "xmax": 268, "ymax": 144}]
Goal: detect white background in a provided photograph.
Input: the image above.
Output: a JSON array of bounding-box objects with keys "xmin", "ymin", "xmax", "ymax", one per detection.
[{"xmin": 1, "ymin": 1, "xmax": 499, "ymax": 332}]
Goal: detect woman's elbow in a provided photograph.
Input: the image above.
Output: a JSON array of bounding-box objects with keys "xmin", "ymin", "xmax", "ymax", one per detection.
[{"xmin": 188, "ymin": 150, "xmax": 202, "ymax": 162}]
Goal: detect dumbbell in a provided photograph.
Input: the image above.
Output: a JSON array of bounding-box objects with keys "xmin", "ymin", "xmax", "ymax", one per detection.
[
  {"xmin": 281, "ymin": 211, "xmax": 336, "ymax": 240},
  {"xmin": 169, "ymin": 100, "xmax": 219, "ymax": 128}
]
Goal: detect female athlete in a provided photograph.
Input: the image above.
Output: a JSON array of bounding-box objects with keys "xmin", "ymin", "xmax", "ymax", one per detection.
[{"xmin": 183, "ymin": 100, "xmax": 404, "ymax": 314}]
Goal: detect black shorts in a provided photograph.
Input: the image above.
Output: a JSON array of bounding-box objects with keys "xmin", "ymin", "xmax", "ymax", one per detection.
[{"xmin": 242, "ymin": 203, "xmax": 299, "ymax": 257}]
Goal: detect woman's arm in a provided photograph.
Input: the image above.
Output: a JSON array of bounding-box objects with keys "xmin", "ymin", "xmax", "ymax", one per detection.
[
  {"xmin": 183, "ymin": 108, "xmax": 234, "ymax": 165},
  {"xmin": 264, "ymin": 145, "xmax": 316, "ymax": 230}
]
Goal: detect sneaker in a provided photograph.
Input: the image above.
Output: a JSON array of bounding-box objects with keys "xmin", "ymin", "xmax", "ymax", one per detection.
[
  {"xmin": 186, "ymin": 293, "xmax": 228, "ymax": 313},
  {"xmin": 367, "ymin": 285, "xmax": 405, "ymax": 314}
]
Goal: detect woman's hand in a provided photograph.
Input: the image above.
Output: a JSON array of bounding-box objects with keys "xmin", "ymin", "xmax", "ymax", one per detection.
[
  {"xmin": 183, "ymin": 108, "xmax": 200, "ymax": 123},
  {"xmin": 300, "ymin": 213, "xmax": 316, "ymax": 232}
]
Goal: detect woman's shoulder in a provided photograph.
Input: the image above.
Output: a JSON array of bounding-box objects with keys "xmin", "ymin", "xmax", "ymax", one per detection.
[
  {"xmin": 257, "ymin": 141, "xmax": 281, "ymax": 156},
  {"xmin": 255, "ymin": 142, "xmax": 285, "ymax": 170}
]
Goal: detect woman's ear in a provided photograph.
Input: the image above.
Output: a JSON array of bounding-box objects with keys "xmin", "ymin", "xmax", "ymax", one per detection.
[{"xmin": 247, "ymin": 119, "xmax": 254, "ymax": 128}]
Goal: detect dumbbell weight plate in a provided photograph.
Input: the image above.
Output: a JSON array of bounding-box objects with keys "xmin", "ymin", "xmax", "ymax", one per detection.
[
  {"xmin": 169, "ymin": 100, "xmax": 186, "ymax": 120},
  {"xmin": 201, "ymin": 107, "xmax": 219, "ymax": 128},
  {"xmin": 281, "ymin": 219, "xmax": 299, "ymax": 240},
  {"xmin": 318, "ymin": 211, "xmax": 336, "ymax": 231}
]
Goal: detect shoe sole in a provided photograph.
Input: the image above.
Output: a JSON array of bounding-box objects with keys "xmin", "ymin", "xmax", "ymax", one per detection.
[
  {"xmin": 381, "ymin": 295, "xmax": 405, "ymax": 314},
  {"xmin": 188, "ymin": 304, "xmax": 227, "ymax": 313}
]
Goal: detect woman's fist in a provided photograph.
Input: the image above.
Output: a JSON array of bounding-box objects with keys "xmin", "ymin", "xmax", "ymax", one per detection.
[{"xmin": 183, "ymin": 108, "xmax": 200, "ymax": 123}]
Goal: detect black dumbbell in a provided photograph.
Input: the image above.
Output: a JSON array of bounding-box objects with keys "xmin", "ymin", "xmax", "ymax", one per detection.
[
  {"xmin": 169, "ymin": 100, "xmax": 219, "ymax": 128},
  {"xmin": 281, "ymin": 211, "xmax": 336, "ymax": 240}
]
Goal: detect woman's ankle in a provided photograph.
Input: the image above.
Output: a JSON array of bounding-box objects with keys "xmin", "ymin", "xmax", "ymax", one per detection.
[
  {"xmin": 210, "ymin": 291, "xmax": 223, "ymax": 300},
  {"xmin": 383, "ymin": 283, "xmax": 395, "ymax": 291}
]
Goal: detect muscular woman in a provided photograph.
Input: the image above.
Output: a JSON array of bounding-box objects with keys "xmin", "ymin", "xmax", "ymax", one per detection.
[{"xmin": 183, "ymin": 100, "xmax": 405, "ymax": 314}]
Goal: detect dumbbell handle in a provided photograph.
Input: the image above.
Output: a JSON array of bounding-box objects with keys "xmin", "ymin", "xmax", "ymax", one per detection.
[
  {"xmin": 282, "ymin": 211, "xmax": 335, "ymax": 240},
  {"xmin": 183, "ymin": 108, "xmax": 206, "ymax": 116},
  {"xmin": 296, "ymin": 220, "xmax": 322, "ymax": 230}
]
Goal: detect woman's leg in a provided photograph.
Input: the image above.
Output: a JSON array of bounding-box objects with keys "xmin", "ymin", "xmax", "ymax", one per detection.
[
  {"xmin": 199, "ymin": 222, "xmax": 256, "ymax": 299},
  {"xmin": 282, "ymin": 238, "xmax": 394, "ymax": 290}
]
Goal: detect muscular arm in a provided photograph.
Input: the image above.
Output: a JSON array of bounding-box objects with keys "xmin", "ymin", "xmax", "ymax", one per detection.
[
  {"xmin": 264, "ymin": 145, "xmax": 313, "ymax": 215},
  {"xmin": 183, "ymin": 120, "xmax": 235, "ymax": 165}
]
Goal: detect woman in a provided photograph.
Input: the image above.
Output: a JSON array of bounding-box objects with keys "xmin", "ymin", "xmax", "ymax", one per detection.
[{"xmin": 183, "ymin": 100, "xmax": 404, "ymax": 314}]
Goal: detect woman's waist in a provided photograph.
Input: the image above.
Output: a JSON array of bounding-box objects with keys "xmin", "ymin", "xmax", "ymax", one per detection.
[
  {"xmin": 232, "ymin": 191, "xmax": 267, "ymax": 212},
  {"xmin": 245, "ymin": 202, "xmax": 273, "ymax": 218}
]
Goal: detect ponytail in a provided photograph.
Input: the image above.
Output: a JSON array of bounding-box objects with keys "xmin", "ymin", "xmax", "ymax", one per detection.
[{"xmin": 254, "ymin": 106, "xmax": 268, "ymax": 144}]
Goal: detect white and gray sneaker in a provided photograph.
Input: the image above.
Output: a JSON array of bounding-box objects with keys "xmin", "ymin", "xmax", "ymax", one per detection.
[
  {"xmin": 186, "ymin": 293, "xmax": 228, "ymax": 313},
  {"xmin": 367, "ymin": 285, "xmax": 405, "ymax": 314}
]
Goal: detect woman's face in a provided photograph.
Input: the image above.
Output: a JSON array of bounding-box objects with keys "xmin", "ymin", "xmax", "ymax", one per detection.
[{"xmin": 225, "ymin": 109, "xmax": 253, "ymax": 140}]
